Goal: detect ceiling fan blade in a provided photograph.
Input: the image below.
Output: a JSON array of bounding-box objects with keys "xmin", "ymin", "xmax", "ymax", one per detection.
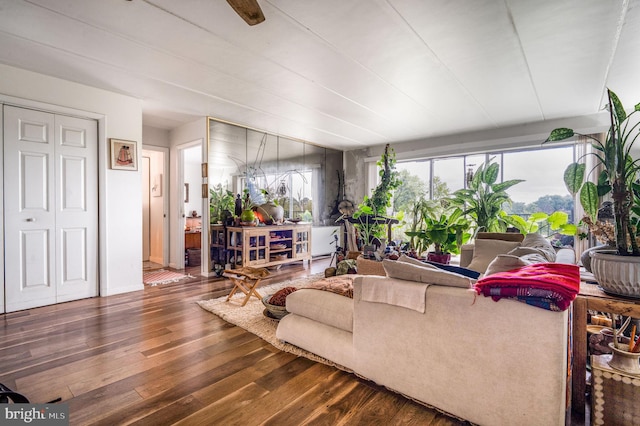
[{"xmin": 226, "ymin": 0, "xmax": 265, "ymax": 26}]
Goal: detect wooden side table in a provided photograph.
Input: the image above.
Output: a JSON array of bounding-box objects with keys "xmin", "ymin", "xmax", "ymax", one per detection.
[
  {"xmin": 572, "ymin": 282, "xmax": 640, "ymax": 416},
  {"xmin": 223, "ymin": 267, "xmax": 270, "ymax": 306}
]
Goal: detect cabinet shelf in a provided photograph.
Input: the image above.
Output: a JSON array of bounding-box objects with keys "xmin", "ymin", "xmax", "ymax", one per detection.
[{"xmin": 226, "ymin": 224, "xmax": 311, "ymax": 269}]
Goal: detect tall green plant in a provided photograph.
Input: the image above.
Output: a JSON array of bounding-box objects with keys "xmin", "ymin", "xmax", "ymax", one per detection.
[
  {"xmin": 353, "ymin": 144, "xmax": 401, "ymax": 244},
  {"xmin": 546, "ymin": 89, "xmax": 640, "ymax": 255},
  {"xmin": 449, "ymin": 159, "xmax": 524, "ymax": 235}
]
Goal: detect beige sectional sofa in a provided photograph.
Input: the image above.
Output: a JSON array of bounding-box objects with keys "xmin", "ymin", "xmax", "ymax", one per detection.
[{"xmin": 276, "ymin": 236, "xmax": 575, "ymax": 425}]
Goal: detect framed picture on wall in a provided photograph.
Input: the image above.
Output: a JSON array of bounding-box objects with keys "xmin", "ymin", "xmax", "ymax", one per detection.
[{"xmin": 110, "ymin": 138, "xmax": 138, "ymax": 171}]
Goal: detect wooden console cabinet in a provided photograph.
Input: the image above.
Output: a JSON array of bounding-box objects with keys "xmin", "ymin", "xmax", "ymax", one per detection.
[{"xmin": 226, "ymin": 224, "xmax": 311, "ymax": 269}]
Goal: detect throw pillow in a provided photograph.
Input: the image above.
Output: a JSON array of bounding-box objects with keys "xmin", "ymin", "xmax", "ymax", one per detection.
[
  {"xmin": 425, "ymin": 261, "xmax": 482, "ymax": 279},
  {"xmin": 466, "ymin": 239, "xmax": 522, "ymax": 273},
  {"xmin": 397, "ymin": 254, "xmax": 438, "ymax": 268},
  {"xmin": 382, "ymin": 259, "xmax": 473, "ymax": 288},
  {"xmin": 484, "ymin": 254, "xmax": 531, "ymax": 276},
  {"xmin": 517, "ymin": 232, "xmax": 557, "ymax": 262}
]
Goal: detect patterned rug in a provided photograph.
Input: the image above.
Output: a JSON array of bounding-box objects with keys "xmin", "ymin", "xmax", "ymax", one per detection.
[
  {"xmin": 196, "ymin": 273, "xmax": 351, "ymax": 372},
  {"xmin": 143, "ymin": 269, "xmax": 194, "ymax": 286}
]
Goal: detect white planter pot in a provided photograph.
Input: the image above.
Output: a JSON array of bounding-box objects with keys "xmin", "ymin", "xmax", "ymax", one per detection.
[{"xmin": 590, "ymin": 250, "xmax": 640, "ymax": 298}]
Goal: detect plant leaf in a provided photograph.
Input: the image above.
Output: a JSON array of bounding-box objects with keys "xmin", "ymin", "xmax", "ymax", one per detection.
[
  {"xmin": 547, "ymin": 211, "xmax": 569, "ymax": 229},
  {"xmin": 483, "ymin": 162, "xmax": 499, "ymax": 185},
  {"xmin": 547, "ymin": 128, "xmax": 575, "ymax": 142},
  {"xmin": 579, "ymin": 182, "xmax": 599, "ymax": 220},
  {"xmin": 596, "ymin": 170, "xmax": 611, "ymax": 196},
  {"xmin": 492, "ymin": 179, "xmax": 525, "ymax": 193},
  {"xmin": 563, "ymin": 163, "xmax": 585, "ymax": 195},
  {"xmin": 608, "ymin": 89, "xmax": 627, "ymax": 124}
]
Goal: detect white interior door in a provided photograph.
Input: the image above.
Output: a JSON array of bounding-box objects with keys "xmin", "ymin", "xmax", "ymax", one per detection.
[
  {"xmin": 142, "ymin": 156, "xmax": 150, "ymax": 262},
  {"xmin": 3, "ymin": 105, "xmax": 98, "ymax": 312},
  {"xmin": 54, "ymin": 113, "xmax": 98, "ymax": 303}
]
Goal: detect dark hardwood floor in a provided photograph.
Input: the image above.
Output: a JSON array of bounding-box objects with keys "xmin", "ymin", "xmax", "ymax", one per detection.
[{"xmin": 1, "ymin": 258, "xmax": 577, "ymax": 425}]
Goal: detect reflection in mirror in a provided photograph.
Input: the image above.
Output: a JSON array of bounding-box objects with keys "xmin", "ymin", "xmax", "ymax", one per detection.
[{"xmin": 207, "ymin": 118, "xmax": 343, "ymax": 226}]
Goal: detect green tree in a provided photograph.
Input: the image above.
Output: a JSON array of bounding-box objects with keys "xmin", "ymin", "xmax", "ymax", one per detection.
[
  {"xmin": 432, "ymin": 175, "xmax": 451, "ymax": 200},
  {"xmin": 392, "ymin": 170, "xmax": 427, "ymax": 215}
]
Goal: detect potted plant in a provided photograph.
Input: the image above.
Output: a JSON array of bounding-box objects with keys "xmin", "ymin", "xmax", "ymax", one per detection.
[
  {"xmin": 406, "ymin": 200, "xmax": 471, "ymax": 264},
  {"xmin": 449, "ymin": 159, "xmax": 524, "ymax": 236},
  {"xmin": 340, "ymin": 144, "xmax": 401, "ymax": 251},
  {"xmin": 546, "ymin": 88, "xmax": 640, "ymax": 297},
  {"xmin": 209, "ymin": 184, "xmax": 235, "ymax": 224},
  {"xmin": 502, "ymin": 210, "xmax": 577, "ymax": 237}
]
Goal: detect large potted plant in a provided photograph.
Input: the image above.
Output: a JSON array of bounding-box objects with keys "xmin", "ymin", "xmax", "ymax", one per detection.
[
  {"xmin": 449, "ymin": 159, "xmax": 523, "ymax": 236},
  {"xmin": 546, "ymin": 88, "xmax": 640, "ymax": 297},
  {"xmin": 406, "ymin": 200, "xmax": 471, "ymax": 264},
  {"xmin": 341, "ymin": 144, "xmax": 401, "ymax": 250}
]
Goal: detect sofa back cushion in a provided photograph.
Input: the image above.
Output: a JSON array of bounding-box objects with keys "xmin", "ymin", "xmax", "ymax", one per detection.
[
  {"xmin": 382, "ymin": 259, "xmax": 474, "ymax": 288},
  {"xmin": 509, "ymin": 232, "xmax": 557, "ymax": 262},
  {"xmin": 466, "ymin": 239, "xmax": 522, "ymax": 273}
]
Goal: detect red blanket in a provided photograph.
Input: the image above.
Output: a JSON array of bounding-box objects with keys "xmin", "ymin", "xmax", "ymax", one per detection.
[{"xmin": 473, "ymin": 263, "xmax": 580, "ymax": 311}]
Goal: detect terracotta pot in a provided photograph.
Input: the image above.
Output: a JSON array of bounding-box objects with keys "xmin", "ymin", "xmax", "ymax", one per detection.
[
  {"xmin": 427, "ymin": 252, "xmax": 451, "ymax": 264},
  {"xmin": 590, "ymin": 250, "xmax": 640, "ymax": 298}
]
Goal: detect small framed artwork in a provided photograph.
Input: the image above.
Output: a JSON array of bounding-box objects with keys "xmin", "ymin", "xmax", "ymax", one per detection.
[{"xmin": 110, "ymin": 138, "xmax": 138, "ymax": 171}]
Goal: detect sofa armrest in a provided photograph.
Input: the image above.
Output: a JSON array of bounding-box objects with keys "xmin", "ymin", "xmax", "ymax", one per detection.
[{"xmin": 459, "ymin": 243, "xmax": 474, "ymax": 268}]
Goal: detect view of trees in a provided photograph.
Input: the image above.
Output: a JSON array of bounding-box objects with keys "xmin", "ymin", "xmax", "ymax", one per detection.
[{"xmin": 390, "ymin": 168, "xmax": 574, "ymax": 243}]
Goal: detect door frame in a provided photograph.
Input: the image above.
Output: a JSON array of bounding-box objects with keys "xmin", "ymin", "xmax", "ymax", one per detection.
[
  {"xmin": 0, "ymin": 94, "xmax": 106, "ymax": 306},
  {"xmin": 142, "ymin": 145, "xmax": 169, "ymax": 266},
  {"xmin": 174, "ymin": 139, "xmax": 203, "ymax": 270}
]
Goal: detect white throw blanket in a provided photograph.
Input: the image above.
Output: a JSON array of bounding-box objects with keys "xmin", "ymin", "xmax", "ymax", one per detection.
[{"xmin": 357, "ymin": 276, "xmax": 429, "ymax": 313}]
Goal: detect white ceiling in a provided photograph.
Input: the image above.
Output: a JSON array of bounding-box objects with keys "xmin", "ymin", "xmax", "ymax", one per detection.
[{"xmin": 1, "ymin": 0, "xmax": 639, "ymax": 151}]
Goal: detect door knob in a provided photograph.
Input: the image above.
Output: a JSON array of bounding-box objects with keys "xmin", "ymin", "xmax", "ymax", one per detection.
[{"xmin": 25, "ymin": 218, "xmax": 36, "ymax": 222}]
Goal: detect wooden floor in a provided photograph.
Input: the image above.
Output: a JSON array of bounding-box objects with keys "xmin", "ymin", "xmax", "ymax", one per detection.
[{"xmin": 0, "ymin": 258, "xmax": 571, "ymax": 425}]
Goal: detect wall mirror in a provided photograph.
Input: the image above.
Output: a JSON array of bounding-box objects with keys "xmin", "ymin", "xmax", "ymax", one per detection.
[{"xmin": 207, "ymin": 118, "xmax": 343, "ymax": 226}]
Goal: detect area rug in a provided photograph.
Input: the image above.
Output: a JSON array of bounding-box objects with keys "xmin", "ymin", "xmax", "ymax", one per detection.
[
  {"xmin": 197, "ymin": 273, "xmax": 352, "ymax": 372},
  {"xmin": 143, "ymin": 269, "xmax": 194, "ymax": 286}
]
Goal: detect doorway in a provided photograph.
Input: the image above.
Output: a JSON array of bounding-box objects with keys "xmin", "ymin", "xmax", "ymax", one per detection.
[
  {"xmin": 177, "ymin": 141, "xmax": 204, "ymax": 273},
  {"xmin": 142, "ymin": 146, "xmax": 168, "ymax": 270}
]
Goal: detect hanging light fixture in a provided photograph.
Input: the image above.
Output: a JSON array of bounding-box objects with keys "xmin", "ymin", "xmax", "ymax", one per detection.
[{"xmin": 277, "ymin": 179, "xmax": 288, "ymax": 197}]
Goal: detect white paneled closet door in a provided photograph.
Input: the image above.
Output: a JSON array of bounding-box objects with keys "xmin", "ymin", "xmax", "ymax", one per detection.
[{"xmin": 3, "ymin": 105, "xmax": 98, "ymax": 312}]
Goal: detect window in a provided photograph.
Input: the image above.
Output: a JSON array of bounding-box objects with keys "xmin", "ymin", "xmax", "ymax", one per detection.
[{"xmin": 374, "ymin": 143, "xmax": 577, "ymax": 241}]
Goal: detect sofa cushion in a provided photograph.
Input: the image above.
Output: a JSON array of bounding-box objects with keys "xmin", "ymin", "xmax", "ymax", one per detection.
[
  {"xmin": 508, "ymin": 233, "xmax": 556, "ymax": 262},
  {"xmin": 484, "ymin": 254, "xmax": 531, "ymax": 276},
  {"xmin": 466, "ymin": 239, "xmax": 522, "ymax": 273},
  {"xmin": 382, "ymin": 259, "xmax": 474, "ymax": 288},
  {"xmin": 285, "ymin": 288, "xmax": 353, "ymax": 332}
]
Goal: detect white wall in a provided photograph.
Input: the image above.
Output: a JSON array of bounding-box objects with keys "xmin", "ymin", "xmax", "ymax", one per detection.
[
  {"xmin": 0, "ymin": 63, "xmax": 144, "ymax": 296},
  {"xmin": 143, "ymin": 125, "xmax": 171, "ymax": 148}
]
